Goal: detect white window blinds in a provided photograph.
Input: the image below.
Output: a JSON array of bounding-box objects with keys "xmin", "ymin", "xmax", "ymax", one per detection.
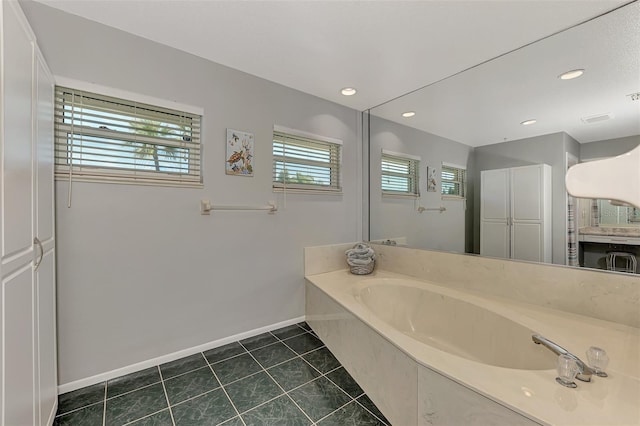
[
  {"xmin": 381, "ymin": 151, "xmax": 420, "ymax": 196},
  {"xmin": 272, "ymin": 130, "xmax": 342, "ymax": 192},
  {"xmin": 54, "ymin": 86, "xmax": 202, "ymax": 187},
  {"xmin": 441, "ymin": 163, "xmax": 466, "ymax": 198}
]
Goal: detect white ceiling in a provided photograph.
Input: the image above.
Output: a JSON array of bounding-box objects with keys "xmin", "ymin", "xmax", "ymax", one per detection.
[
  {"xmin": 372, "ymin": 0, "xmax": 640, "ymax": 146},
  {"xmin": 34, "ymin": 0, "xmax": 632, "ymax": 116}
]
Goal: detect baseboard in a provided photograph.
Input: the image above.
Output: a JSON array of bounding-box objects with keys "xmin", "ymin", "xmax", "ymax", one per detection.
[{"xmin": 57, "ymin": 315, "xmax": 306, "ymax": 394}]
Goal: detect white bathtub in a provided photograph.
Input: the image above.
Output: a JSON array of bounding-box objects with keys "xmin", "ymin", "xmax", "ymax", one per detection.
[
  {"xmin": 355, "ymin": 279, "xmax": 556, "ymax": 370},
  {"xmin": 305, "ymin": 269, "xmax": 640, "ymax": 426}
]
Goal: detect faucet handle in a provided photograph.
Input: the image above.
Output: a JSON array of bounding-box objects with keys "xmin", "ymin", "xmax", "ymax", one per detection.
[
  {"xmin": 556, "ymin": 354, "xmax": 579, "ymax": 388},
  {"xmin": 586, "ymin": 346, "xmax": 609, "ymax": 377}
]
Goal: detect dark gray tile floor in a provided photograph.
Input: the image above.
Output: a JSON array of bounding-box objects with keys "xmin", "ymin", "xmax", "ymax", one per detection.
[{"xmin": 54, "ymin": 322, "xmax": 390, "ymax": 426}]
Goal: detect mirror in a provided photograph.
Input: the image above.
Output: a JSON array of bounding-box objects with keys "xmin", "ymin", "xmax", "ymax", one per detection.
[
  {"xmin": 596, "ymin": 200, "xmax": 640, "ymax": 226},
  {"xmin": 367, "ymin": 2, "xmax": 640, "ymax": 274}
]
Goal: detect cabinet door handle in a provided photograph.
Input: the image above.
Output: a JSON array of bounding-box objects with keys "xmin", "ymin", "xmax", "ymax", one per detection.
[{"xmin": 34, "ymin": 237, "xmax": 44, "ymax": 271}]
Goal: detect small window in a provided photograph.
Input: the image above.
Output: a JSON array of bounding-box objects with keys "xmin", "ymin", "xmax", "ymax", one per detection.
[
  {"xmin": 441, "ymin": 163, "xmax": 466, "ymax": 198},
  {"xmin": 54, "ymin": 86, "xmax": 201, "ymax": 186},
  {"xmin": 272, "ymin": 128, "xmax": 342, "ymax": 192},
  {"xmin": 381, "ymin": 151, "xmax": 420, "ymax": 196}
]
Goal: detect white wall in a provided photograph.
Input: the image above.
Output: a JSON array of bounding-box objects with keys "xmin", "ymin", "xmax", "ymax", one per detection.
[
  {"xmin": 369, "ymin": 116, "xmax": 473, "ymax": 252},
  {"xmin": 580, "ymin": 135, "xmax": 640, "ymax": 161},
  {"xmin": 23, "ymin": 1, "xmax": 361, "ymax": 385}
]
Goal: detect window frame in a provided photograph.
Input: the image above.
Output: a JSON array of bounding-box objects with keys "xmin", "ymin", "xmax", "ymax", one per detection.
[
  {"xmin": 441, "ymin": 162, "xmax": 467, "ymax": 199},
  {"xmin": 381, "ymin": 150, "xmax": 420, "ymax": 197},
  {"xmin": 53, "ymin": 82, "xmax": 203, "ymax": 188},
  {"xmin": 272, "ymin": 126, "xmax": 342, "ymax": 194}
]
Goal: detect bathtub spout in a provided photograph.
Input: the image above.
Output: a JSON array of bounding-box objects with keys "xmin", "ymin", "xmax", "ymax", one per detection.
[{"xmin": 532, "ymin": 334, "xmax": 595, "ymax": 382}]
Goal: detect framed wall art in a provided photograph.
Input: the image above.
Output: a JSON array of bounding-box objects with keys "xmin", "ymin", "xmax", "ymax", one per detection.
[
  {"xmin": 427, "ymin": 166, "xmax": 437, "ymax": 192},
  {"xmin": 226, "ymin": 129, "xmax": 254, "ymax": 176}
]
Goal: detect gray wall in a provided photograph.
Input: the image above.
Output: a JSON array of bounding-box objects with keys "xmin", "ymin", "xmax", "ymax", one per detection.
[
  {"xmin": 580, "ymin": 135, "xmax": 640, "ymax": 161},
  {"xmin": 473, "ymin": 132, "xmax": 567, "ymax": 264},
  {"xmin": 23, "ymin": 2, "xmax": 361, "ymax": 385},
  {"xmin": 369, "ymin": 116, "xmax": 474, "ymax": 253}
]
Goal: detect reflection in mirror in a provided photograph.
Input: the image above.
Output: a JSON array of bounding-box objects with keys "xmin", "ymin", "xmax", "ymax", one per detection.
[
  {"xmin": 367, "ymin": 2, "xmax": 640, "ymax": 275},
  {"xmin": 596, "ymin": 200, "xmax": 640, "ymax": 226}
]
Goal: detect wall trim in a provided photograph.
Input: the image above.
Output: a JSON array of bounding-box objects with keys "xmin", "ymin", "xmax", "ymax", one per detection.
[{"xmin": 57, "ymin": 316, "xmax": 305, "ymax": 394}]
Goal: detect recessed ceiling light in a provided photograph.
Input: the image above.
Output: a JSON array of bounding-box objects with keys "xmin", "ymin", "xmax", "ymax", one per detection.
[
  {"xmin": 402, "ymin": 111, "xmax": 416, "ymax": 118},
  {"xmin": 341, "ymin": 87, "xmax": 357, "ymax": 96},
  {"xmin": 521, "ymin": 119, "xmax": 537, "ymax": 126},
  {"xmin": 559, "ymin": 69, "xmax": 584, "ymax": 80}
]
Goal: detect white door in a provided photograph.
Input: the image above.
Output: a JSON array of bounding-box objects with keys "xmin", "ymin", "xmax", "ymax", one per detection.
[
  {"xmin": 511, "ymin": 165, "xmax": 543, "ymax": 222},
  {"xmin": 1, "ymin": 2, "xmax": 37, "ymax": 425},
  {"xmin": 511, "ymin": 165, "xmax": 545, "ymax": 262},
  {"xmin": 2, "ymin": 3, "xmax": 57, "ymax": 426},
  {"xmin": 34, "ymin": 49, "xmax": 57, "ymax": 426},
  {"xmin": 480, "ymin": 169, "xmax": 510, "ymax": 258}
]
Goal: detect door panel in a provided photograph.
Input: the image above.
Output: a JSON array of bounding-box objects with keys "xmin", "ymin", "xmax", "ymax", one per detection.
[
  {"xmin": 512, "ymin": 223, "xmax": 543, "ymax": 262},
  {"xmin": 481, "ymin": 169, "xmax": 509, "ymax": 221},
  {"xmin": 2, "ymin": 3, "xmax": 34, "ymax": 258},
  {"xmin": 511, "ymin": 166, "xmax": 542, "ymax": 221},
  {"xmin": 37, "ymin": 251, "xmax": 57, "ymax": 426},
  {"xmin": 480, "ymin": 221, "xmax": 509, "ymax": 259},
  {"xmin": 3, "ymin": 266, "xmax": 35, "ymax": 426},
  {"xmin": 36, "ymin": 54, "xmax": 54, "ymax": 244}
]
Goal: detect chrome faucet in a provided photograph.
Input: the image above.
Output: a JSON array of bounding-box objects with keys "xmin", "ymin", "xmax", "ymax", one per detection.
[{"xmin": 532, "ymin": 334, "xmax": 596, "ymax": 382}]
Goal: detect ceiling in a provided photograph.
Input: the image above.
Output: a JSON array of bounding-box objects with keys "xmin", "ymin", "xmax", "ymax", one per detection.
[
  {"xmin": 33, "ymin": 0, "xmax": 632, "ymax": 116},
  {"xmin": 371, "ymin": 0, "xmax": 640, "ymax": 146}
]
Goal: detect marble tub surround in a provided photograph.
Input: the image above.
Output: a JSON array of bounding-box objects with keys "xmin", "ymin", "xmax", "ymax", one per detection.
[
  {"xmin": 580, "ymin": 226, "xmax": 640, "ymax": 237},
  {"xmin": 305, "ymin": 243, "xmax": 640, "ymax": 327},
  {"xmin": 371, "ymin": 244, "xmax": 640, "ymax": 328},
  {"xmin": 305, "ymin": 270, "xmax": 640, "ymax": 425}
]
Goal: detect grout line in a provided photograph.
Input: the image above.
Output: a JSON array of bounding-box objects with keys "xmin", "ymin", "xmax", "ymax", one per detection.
[
  {"xmin": 121, "ymin": 408, "xmax": 169, "ymax": 426},
  {"xmin": 168, "ymin": 385, "xmax": 222, "ymax": 409},
  {"xmin": 102, "ymin": 382, "xmax": 107, "ymax": 426},
  {"xmin": 203, "ymin": 353, "xmax": 247, "ymax": 426},
  {"xmin": 105, "ymin": 379, "xmax": 164, "ymax": 402},
  {"xmin": 207, "ymin": 349, "xmax": 249, "ymax": 366},
  {"xmin": 54, "ymin": 399, "xmax": 104, "ymax": 419},
  {"xmin": 314, "ymin": 399, "xmax": 354, "ymax": 425},
  {"xmin": 158, "ymin": 364, "xmax": 211, "ymax": 384},
  {"xmin": 157, "ymin": 366, "xmax": 177, "ymax": 426},
  {"xmin": 238, "ymin": 341, "xmax": 316, "ymax": 425},
  {"xmin": 354, "ymin": 395, "xmax": 390, "ymax": 426}
]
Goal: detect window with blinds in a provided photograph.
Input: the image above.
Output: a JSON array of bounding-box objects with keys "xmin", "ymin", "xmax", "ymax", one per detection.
[
  {"xmin": 54, "ymin": 86, "xmax": 202, "ymax": 186},
  {"xmin": 381, "ymin": 152, "xmax": 420, "ymax": 196},
  {"xmin": 441, "ymin": 163, "xmax": 466, "ymax": 198},
  {"xmin": 272, "ymin": 130, "xmax": 342, "ymax": 192}
]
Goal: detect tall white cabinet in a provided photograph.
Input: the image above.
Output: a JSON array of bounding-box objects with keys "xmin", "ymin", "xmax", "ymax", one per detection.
[
  {"xmin": 480, "ymin": 164, "xmax": 552, "ymax": 263},
  {"xmin": 1, "ymin": 2, "xmax": 57, "ymax": 425}
]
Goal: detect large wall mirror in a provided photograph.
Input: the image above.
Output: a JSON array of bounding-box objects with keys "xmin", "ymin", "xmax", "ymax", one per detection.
[{"xmin": 367, "ymin": 1, "xmax": 640, "ymax": 274}]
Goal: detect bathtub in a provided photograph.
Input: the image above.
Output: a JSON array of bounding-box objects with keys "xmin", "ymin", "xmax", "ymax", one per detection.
[
  {"xmin": 305, "ymin": 269, "xmax": 640, "ymax": 426},
  {"xmin": 355, "ymin": 279, "xmax": 556, "ymax": 370}
]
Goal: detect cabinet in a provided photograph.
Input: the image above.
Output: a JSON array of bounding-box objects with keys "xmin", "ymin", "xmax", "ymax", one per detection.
[
  {"xmin": 1, "ymin": 1, "xmax": 57, "ymax": 425},
  {"xmin": 480, "ymin": 164, "xmax": 551, "ymax": 263}
]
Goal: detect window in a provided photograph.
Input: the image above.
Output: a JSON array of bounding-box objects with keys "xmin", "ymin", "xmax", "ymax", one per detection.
[
  {"xmin": 381, "ymin": 150, "xmax": 420, "ymax": 196},
  {"xmin": 441, "ymin": 163, "xmax": 466, "ymax": 198},
  {"xmin": 272, "ymin": 127, "xmax": 342, "ymax": 192},
  {"xmin": 54, "ymin": 86, "xmax": 202, "ymax": 186}
]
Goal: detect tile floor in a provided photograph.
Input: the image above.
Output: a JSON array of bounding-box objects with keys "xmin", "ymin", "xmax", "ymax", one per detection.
[{"xmin": 54, "ymin": 322, "xmax": 390, "ymax": 426}]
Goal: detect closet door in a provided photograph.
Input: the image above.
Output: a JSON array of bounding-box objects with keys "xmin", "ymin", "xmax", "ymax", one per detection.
[
  {"xmin": 34, "ymin": 49, "xmax": 57, "ymax": 426},
  {"xmin": 1, "ymin": 1, "xmax": 37, "ymax": 425},
  {"xmin": 480, "ymin": 169, "xmax": 510, "ymax": 259},
  {"xmin": 510, "ymin": 165, "xmax": 545, "ymax": 262}
]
